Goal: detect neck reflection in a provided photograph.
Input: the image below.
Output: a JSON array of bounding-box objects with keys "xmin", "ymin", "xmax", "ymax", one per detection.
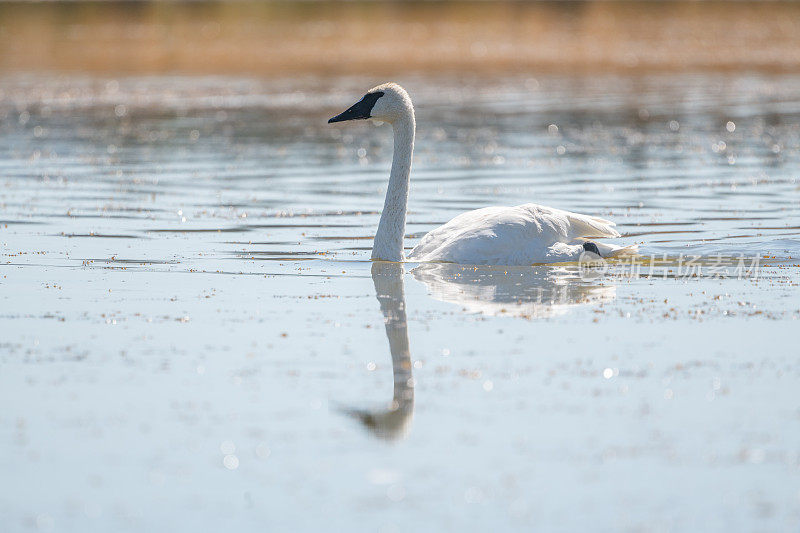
[{"xmin": 342, "ymin": 261, "xmax": 414, "ymax": 441}]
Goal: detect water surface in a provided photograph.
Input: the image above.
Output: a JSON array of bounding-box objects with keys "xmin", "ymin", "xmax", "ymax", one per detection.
[{"xmin": 1, "ymin": 72, "xmax": 799, "ymax": 532}]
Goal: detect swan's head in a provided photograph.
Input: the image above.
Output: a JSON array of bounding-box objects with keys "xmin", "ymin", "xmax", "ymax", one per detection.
[{"xmin": 328, "ymin": 83, "xmax": 413, "ymax": 125}]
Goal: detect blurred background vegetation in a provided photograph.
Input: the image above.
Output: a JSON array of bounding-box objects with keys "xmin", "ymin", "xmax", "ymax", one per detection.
[{"xmin": 1, "ymin": 1, "xmax": 799, "ymax": 75}]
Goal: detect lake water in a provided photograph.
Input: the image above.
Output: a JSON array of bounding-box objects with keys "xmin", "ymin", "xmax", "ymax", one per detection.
[{"xmin": 1, "ymin": 72, "xmax": 799, "ymax": 532}]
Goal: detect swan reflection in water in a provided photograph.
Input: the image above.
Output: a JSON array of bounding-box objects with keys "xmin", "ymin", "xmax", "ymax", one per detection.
[
  {"xmin": 341, "ymin": 262, "xmax": 414, "ymax": 441},
  {"xmin": 412, "ymin": 263, "xmax": 616, "ymax": 318},
  {"xmin": 342, "ymin": 261, "xmax": 617, "ymax": 440}
]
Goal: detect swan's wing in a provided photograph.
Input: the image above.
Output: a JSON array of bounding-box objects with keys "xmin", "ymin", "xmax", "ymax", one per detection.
[
  {"xmin": 408, "ymin": 204, "xmax": 620, "ymax": 264},
  {"xmin": 408, "ymin": 206, "xmax": 515, "ymax": 260},
  {"xmin": 519, "ymin": 203, "xmax": 621, "ymax": 240}
]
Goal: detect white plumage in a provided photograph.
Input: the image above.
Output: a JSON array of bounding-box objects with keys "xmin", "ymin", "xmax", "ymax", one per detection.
[
  {"xmin": 408, "ymin": 203, "xmax": 632, "ymax": 265},
  {"xmin": 329, "ymin": 83, "xmax": 636, "ymax": 265}
]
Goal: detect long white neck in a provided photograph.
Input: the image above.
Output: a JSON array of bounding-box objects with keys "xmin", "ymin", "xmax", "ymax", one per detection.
[{"xmin": 371, "ymin": 113, "xmax": 415, "ymax": 262}]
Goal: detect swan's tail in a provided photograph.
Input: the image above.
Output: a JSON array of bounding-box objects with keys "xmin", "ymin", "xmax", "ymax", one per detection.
[
  {"xmin": 565, "ymin": 213, "xmax": 622, "ymax": 239},
  {"xmin": 599, "ymin": 243, "xmax": 639, "ymax": 258}
]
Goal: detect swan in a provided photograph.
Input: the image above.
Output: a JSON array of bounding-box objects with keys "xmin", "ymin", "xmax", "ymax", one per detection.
[{"xmin": 329, "ymin": 83, "xmax": 636, "ymax": 265}]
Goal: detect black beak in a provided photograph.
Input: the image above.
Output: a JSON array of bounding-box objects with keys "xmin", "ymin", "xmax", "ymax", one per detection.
[
  {"xmin": 328, "ymin": 105, "xmax": 368, "ymax": 124},
  {"xmin": 328, "ymin": 91, "xmax": 384, "ymax": 124}
]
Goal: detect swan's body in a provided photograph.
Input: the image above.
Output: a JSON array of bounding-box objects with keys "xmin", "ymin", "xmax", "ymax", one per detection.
[
  {"xmin": 329, "ymin": 83, "xmax": 635, "ymax": 265},
  {"xmin": 407, "ymin": 203, "xmax": 627, "ymax": 265}
]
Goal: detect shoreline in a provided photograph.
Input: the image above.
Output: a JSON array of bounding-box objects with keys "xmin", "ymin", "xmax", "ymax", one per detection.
[{"xmin": 1, "ymin": 1, "xmax": 799, "ymax": 75}]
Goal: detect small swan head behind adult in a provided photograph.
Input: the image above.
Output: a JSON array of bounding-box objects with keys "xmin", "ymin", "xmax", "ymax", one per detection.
[{"xmin": 328, "ymin": 83, "xmax": 413, "ymax": 125}]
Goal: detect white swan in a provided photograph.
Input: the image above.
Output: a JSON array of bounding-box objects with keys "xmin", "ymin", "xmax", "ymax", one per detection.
[{"xmin": 329, "ymin": 83, "xmax": 636, "ymax": 265}]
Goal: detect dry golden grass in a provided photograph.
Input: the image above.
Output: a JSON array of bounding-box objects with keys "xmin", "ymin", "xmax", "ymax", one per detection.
[{"xmin": 1, "ymin": 1, "xmax": 799, "ymax": 74}]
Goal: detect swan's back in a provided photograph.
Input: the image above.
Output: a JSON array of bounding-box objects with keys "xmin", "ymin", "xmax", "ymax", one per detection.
[{"xmin": 407, "ymin": 203, "xmax": 621, "ymax": 265}]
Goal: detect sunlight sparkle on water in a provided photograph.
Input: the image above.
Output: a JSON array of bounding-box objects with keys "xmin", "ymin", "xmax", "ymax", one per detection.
[{"xmin": 1, "ymin": 71, "xmax": 799, "ymax": 532}]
